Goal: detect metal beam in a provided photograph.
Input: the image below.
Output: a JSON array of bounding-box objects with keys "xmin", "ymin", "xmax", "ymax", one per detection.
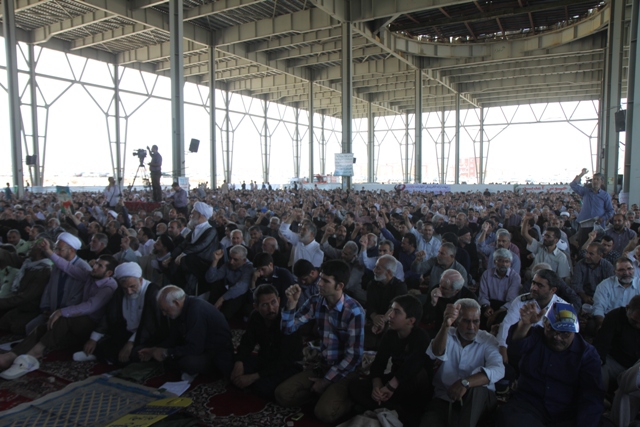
[
  {"xmin": 71, "ymin": 24, "xmax": 154, "ymax": 51},
  {"xmin": 3, "ymin": 0, "xmax": 25, "ymax": 196},
  {"xmin": 32, "ymin": 10, "xmax": 114, "ymax": 44},
  {"xmin": 623, "ymin": 0, "xmax": 639, "ymax": 204},
  {"xmin": 312, "ymin": 0, "xmax": 472, "ymax": 23},
  {"xmin": 169, "ymin": 0, "xmax": 185, "ymax": 179},
  {"xmin": 368, "ymin": 100, "xmax": 375, "ymax": 182},
  {"xmin": 309, "ymin": 79, "xmax": 315, "ymax": 180},
  {"xmin": 415, "ymin": 68, "xmax": 423, "ymax": 183},
  {"xmin": 81, "ymin": 0, "xmax": 211, "ymax": 46},
  {"xmin": 454, "ymin": 93, "xmax": 460, "ymax": 185},
  {"xmin": 603, "ymin": 0, "xmax": 625, "ymax": 192},
  {"xmin": 209, "ymin": 45, "xmax": 217, "ymax": 189},
  {"xmin": 184, "ymin": 0, "xmax": 267, "ymax": 21},
  {"xmin": 342, "ymin": 21, "xmax": 353, "ymax": 190},
  {"xmin": 215, "ymin": 8, "xmax": 337, "ymax": 47}
]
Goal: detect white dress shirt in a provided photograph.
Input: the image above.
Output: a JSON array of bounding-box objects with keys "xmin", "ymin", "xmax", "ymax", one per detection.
[{"xmin": 592, "ymin": 276, "xmax": 640, "ymax": 318}]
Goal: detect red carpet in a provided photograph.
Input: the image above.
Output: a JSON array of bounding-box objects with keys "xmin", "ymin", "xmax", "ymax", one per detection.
[{"xmin": 0, "ymin": 335, "xmax": 336, "ymax": 427}]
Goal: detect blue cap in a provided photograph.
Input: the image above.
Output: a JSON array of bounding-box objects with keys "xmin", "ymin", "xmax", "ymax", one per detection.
[{"xmin": 545, "ymin": 302, "xmax": 579, "ymax": 333}]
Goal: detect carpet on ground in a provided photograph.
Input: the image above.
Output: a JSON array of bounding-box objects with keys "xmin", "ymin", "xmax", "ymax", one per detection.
[{"xmin": 0, "ymin": 333, "xmax": 335, "ymax": 427}]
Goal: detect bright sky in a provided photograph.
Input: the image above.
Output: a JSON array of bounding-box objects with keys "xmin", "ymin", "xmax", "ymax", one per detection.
[{"xmin": 0, "ymin": 40, "xmax": 624, "ymax": 188}]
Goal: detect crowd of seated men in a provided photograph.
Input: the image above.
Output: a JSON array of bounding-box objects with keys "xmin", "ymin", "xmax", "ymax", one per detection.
[{"xmin": 0, "ymin": 168, "xmax": 640, "ymax": 427}]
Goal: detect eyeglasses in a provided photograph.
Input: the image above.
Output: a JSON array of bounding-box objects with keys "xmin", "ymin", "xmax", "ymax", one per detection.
[{"xmin": 544, "ymin": 325, "xmax": 572, "ymax": 339}]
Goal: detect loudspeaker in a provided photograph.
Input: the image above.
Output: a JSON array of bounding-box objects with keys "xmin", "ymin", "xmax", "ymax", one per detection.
[
  {"xmin": 353, "ymin": 158, "xmax": 356, "ymax": 163},
  {"xmin": 614, "ymin": 110, "xmax": 626, "ymax": 132},
  {"xmin": 26, "ymin": 155, "xmax": 37, "ymax": 166},
  {"xmin": 189, "ymin": 138, "xmax": 200, "ymax": 153}
]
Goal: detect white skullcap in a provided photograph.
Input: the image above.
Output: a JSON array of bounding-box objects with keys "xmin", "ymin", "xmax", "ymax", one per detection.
[
  {"xmin": 108, "ymin": 210, "xmax": 118, "ymax": 219},
  {"xmin": 114, "ymin": 262, "xmax": 142, "ymax": 279},
  {"xmin": 57, "ymin": 232, "xmax": 82, "ymax": 250},
  {"xmin": 193, "ymin": 202, "xmax": 213, "ymax": 219}
]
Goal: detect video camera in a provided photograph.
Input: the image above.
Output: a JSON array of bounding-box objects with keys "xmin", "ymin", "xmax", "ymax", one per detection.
[{"xmin": 133, "ymin": 149, "xmax": 147, "ymax": 167}]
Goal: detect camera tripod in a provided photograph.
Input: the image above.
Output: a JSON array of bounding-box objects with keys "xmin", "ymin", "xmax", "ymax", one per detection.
[{"xmin": 129, "ymin": 163, "xmax": 151, "ymax": 192}]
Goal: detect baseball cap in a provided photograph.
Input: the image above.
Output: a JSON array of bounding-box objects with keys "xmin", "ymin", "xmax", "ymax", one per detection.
[{"xmin": 545, "ymin": 302, "xmax": 579, "ymax": 333}]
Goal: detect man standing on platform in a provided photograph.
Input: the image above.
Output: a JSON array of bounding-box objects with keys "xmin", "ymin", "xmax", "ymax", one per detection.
[
  {"xmin": 148, "ymin": 145, "xmax": 163, "ymax": 202},
  {"xmin": 570, "ymin": 168, "xmax": 614, "ymax": 246}
]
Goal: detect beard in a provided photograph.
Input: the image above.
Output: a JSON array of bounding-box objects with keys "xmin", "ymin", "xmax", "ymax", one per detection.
[
  {"xmin": 187, "ymin": 219, "xmax": 198, "ymax": 229},
  {"xmin": 126, "ymin": 292, "xmax": 141, "ymax": 300},
  {"xmin": 374, "ymin": 273, "xmax": 386, "ymax": 282}
]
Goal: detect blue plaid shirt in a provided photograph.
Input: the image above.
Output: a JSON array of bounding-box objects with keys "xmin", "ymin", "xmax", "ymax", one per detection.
[{"xmin": 281, "ymin": 293, "xmax": 364, "ymax": 382}]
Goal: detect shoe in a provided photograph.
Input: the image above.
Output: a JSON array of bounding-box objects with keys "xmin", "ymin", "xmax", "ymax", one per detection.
[
  {"xmin": 73, "ymin": 351, "xmax": 97, "ymax": 362},
  {"xmin": 0, "ymin": 354, "xmax": 40, "ymax": 380},
  {"xmin": 181, "ymin": 372, "xmax": 198, "ymax": 383}
]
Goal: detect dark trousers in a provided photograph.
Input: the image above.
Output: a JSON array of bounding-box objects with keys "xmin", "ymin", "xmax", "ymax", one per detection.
[
  {"xmin": 164, "ymin": 348, "xmax": 233, "ymax": 378},
  {"xmin": 349, "ymin": 370, "xmax": 431, "ymax": 413},
  {"xmin": 420, "ymin": 387, "xmax": 497, "ymax": 427},
  {"xmin": 94, "ymin": 335, "xmax": 142, "ymax": 365},
  {"xmin": 150, "ymin": 171, "xmax": 162, "ymax": 202},
  {"xmin": 12, "ymin": 316, "xmax": 96, "ymax": 356},
  {"xmin": 208, "ymin": 283, "xmax": 248, "ymax": 321},
  {"xmin": 241, "ymin": 354, "xmax": 301, "ymax": 400}
]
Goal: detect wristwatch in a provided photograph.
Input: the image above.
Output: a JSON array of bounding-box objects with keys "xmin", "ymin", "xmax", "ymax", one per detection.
[{"xmin": 461, "ymin": 378, "xmax": 470, "ymax": 389}]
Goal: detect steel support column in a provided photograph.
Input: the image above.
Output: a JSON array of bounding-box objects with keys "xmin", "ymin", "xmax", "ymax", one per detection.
[
  {"xmin": 169, "ymin": 0, "xmax": 185, "ymax": 179},
  {"xmin": 415, "ymin": 69, "xmax": 423, "ymax": 184},
  {"xmin": 404, "ymin": 112, "xmax": 410, "ymax": 183},
  {"xmin": 3, "ymin": 0, "xmax": 24, "ymax": 196},
  {"xmin": 367, "ymin": 101, "xmax": 375, "ymax": 183},
  {"xmin": 262, "ymin": 99, "xmax": 270, "ymax": 183},
  {"xmin": 602, "ymin": 0, "xmax": 625, "ymax": 192},
  {"xmin": 455, "ymin": 93, "xmax": 461, "ymax": 185},
  {"xmin": 441, "ymin": 108, "xmax": 446, "ymax": 184},
  {"xmin": 320, "ymin": 113, "xmax": 326, "ymax": 175},
  {"xmin": 623, "ymin": 0, "xmax": 640, "ymax": 205},
  {"xmin": 222, "ymin": 90, "xmax": 232, "ymax": 182},
  {"xmin": 341, "ymin": 21, "xmax": 353, "ymax": 190},
  {"xmin": 479, "ymin": 107, "xmax": 485, "ymax": 185},
  {"xmin": 208, "ymin": 45, "xmax": 217, "ymax": 189},
  {"xmin": 294, "ymin": 107, "xmax": 301, "ymax": 178},
  {"xmin": 28, "ymin": 45, "xmax": 41, "ymax": 187},
  {"xmin": 309, "ymin": 80, "xmax": 315, "ymax": 180},
  {"xmin": 113, "ymin": 64, "xmax": 123, "ymax": 183}
]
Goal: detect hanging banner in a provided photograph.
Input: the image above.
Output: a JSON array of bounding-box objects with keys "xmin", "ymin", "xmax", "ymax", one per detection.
[
  {"xmin": 334, "ymin": 153, "xmax": 354, "ymax": 176},
  {"xmin": 401, "ymin": 184, "xmax": 451, "ymax": 194}
]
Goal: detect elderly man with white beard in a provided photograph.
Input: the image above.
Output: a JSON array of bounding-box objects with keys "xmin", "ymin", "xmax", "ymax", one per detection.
[
  {"xmin": 169, "ymin": 201, "xmax": 219, "ymax": 295},
  {"xmin": 279, "ymin": 211, "xmax": 324, "ymax": 268},
  {"xmin": 74, "ymin": 262, "xmax": 167, "ymax": 365}
]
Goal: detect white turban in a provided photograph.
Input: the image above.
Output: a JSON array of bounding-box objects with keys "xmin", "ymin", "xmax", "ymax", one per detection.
[
  {"xmin": 114, "ymin": 262, "xmax": 143, "ymax": 279},
  {"xmin": 193, "ymin": 202, "xmax": 213, "ymax": 219},
  {"xmin": 57, "ymin": 232, "xmax": 82, "ymax": 250},
  {"xmin": 108, "ymin": 210, "xmax": 118, "ymax": 219}
]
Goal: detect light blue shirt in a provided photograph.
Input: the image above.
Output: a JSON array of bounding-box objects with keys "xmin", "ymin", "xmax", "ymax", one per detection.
[
  {"xmin": 410, "ymin": 228, "xmax": 441, "ymax": 260},
  {"xmin": 592, "ymin": 276, "xmax": 640, "ymax": 318}
]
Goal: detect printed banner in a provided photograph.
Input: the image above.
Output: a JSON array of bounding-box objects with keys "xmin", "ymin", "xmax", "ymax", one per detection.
[
  {"xmin": 334, "ymin": 153, "xmax": 354, "ymax": 176},
  {"xmin": 514, "ymin": 185, "xmax": 571, "ymax": 193},
  {"xmin": 56, "ymin": 186, "xmax": 73, "ymax": 213},
  {"xmin": 398, "ymin": 184, "xmax": 451, "ymax": 194}
]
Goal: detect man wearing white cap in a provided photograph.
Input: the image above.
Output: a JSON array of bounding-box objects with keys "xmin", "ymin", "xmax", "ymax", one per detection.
[
  {"xmin": 74, "ymin": 262, "xmax": 166, "ymax": 365},
  {"xmin": 170, "ymin": 201, "xmax": 219, "ymax": 295},
  {"xmin": 23, "ymin": 232, "xmax": 92, "ymax": 334},
  {"xmin": 0, "ymin": 240, "xmax": 118, "ymax": 380}
]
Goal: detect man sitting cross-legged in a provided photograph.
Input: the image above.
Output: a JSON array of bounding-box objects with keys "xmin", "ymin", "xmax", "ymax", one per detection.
[
  {"xmin": 73, "ymin": 262, "xmax": 167, "ymax": 365},
  {"xmin": 231, "ymin": 284, "xmax": 302, "ymax": 399},
  {"xmin": 0, "ymin": 240, "xmax": 117, "ymax": 380},
  {"xmin": 275, "ymin": 259, "xmax": 365, "ymax": 424},
  {"xmin": 420, "ymin": 298, "xmax": 504, "ymax": 427},
  {"xmin": 349, "ymin": 294, "xmax": 431, "ymax": 421}
]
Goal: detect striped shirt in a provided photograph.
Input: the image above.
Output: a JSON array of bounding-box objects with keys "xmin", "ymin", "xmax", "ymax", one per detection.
[{"xmin": 281, "ymin": 293, "xmax": 364, "ymax": 382}]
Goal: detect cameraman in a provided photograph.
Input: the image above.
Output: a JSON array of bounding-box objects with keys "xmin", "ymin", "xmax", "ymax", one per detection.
[{"xmin": 147, "ymin": 145, "xmax": 162, "ymax": 202}]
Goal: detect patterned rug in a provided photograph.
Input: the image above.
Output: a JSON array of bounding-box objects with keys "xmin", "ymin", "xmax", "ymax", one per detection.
[
  {"xmin": 0, "ymin": 334, "xmax": 334, "ymax": 427},
  {"xmin": 0, "ymin": 376, "xmax": 174, "ymax": 427}
]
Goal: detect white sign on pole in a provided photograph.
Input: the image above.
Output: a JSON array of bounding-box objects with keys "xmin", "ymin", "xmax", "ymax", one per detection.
[{"xmin": 334, "ymin": 153, "xmax": 354, "ymax": 176}]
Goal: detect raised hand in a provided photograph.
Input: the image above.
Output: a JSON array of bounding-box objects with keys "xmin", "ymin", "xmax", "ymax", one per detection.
[
  {"xmin": 519, "ymin": 301, "xmax": 544, "ymax": 326},
  {"xmin": 443, "ymin": 303, "xmax": 461, "ymax": 327}
]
